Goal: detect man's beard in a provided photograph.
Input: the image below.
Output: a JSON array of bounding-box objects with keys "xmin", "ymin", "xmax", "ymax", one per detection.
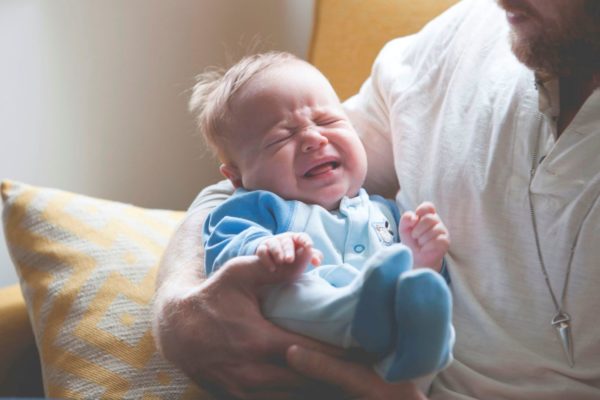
[
  {"xmin": 510, "ymin": 27, "xmax": 600, "ymax": 78},
  {"xmin": 507, "ymin": 2, "xmax": 600, "ymax": 78}
]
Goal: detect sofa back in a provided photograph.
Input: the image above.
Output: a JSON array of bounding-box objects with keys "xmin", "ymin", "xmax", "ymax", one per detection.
[{"xmin": 309, "ymin": 0, "xmax": 458, "ymax": 100}]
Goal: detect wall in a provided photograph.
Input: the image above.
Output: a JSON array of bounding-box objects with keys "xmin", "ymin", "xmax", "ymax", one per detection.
[{"xmin": 0, "ymin": 0, "xmax": 315, "ymax": 286}]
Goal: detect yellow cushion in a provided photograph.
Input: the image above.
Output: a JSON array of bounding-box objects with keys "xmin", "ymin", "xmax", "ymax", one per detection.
[
  {"xmin": 0, "ymin": 284, "xmax": 33, "ymax": 387},
  {"xmin": 310, "ymin": 0, "xmax": 458, "ymax": 100},
  {"xmin": 1, "ymin": 180, "xmax": 210, "ymax": 399}
]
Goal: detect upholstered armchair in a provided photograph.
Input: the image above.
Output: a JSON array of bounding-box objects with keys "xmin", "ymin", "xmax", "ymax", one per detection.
[{"xmin": 0, "ymin": 1, "xmax": 456, "ymax": 397}]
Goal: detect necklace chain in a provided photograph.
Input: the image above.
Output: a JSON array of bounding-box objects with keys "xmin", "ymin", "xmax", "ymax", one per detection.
[
  {"xmin": 528, "ymin": 117, "xmax": 600, "ymax": 367},
  {"xmin": 528, "ymin": 147, "xmax": 571, "ymax": 313}
]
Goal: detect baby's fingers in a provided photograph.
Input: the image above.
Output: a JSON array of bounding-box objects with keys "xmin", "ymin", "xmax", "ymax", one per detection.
[
  {"xmin": 399, "ymin": 211, "xmax": 418, "ymax": 232},
  {"xmin": 279, "ymin": 236, "xmax": 297, "ymax": 263},
  {"xmin": 292, "ymin": 232, "xmax": 314, "ymax": 249},
  {"xmin": 420, "ymin": 233, "xmax": 450, "ymax": 253},
  {"xmin": 310, "ymin": 249, "xmax": 324, "ymax": 266},
  {"xmin": 256, "ymin": 243, "xmax": 278, "ymax": 272},
  {"xmin": 399, "ymin": 212, "xmax": 418, "ymax": 245},
  {"xmin": 415, "ymin": 201, "xmax": 436, "ymax": 217},
  {"xmin": 416, "ymin": 222, "xmax": 449, "ymax": 247},
  {"xmin": 262, "ymin": 237, "xmax": 289, "ymax": 264},
  {"xmin": 411, "ymin": 213, "xmax": 442, "ymax": 239}
]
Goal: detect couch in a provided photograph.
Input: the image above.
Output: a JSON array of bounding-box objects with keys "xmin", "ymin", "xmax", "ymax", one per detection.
[{"xmin": 0, "ymin": 0, "xmax": 457, "ymax": 397}]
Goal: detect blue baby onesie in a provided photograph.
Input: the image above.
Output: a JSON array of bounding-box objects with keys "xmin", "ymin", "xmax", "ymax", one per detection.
[
  {"xmin": 203, "ymin": 188, "xmax": 454, "ymax": 381},
  {"xmin": 204, "ymin": 188, "xmax": 399, "ymax": 275}
]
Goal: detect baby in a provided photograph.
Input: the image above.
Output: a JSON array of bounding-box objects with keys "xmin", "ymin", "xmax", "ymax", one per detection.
[{"xmin": 191, "ymin": 51, "xmax": 454, "ymax": 381}]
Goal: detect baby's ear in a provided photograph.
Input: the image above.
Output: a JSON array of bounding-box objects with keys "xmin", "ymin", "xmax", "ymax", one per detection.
[{"xmin": 220, "ymin": 164, "xmax": 243, "ymax": 188}]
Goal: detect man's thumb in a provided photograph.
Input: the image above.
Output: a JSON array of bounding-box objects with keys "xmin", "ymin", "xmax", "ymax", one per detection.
[{"xmin": 217, "ymin": 252, "xmax": 309, "ymax": 290}]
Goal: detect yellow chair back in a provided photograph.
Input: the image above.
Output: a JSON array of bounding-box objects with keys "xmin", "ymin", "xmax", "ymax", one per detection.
[{"xmin": 309, "ymin": 0, "xmax": 458, "ymax": 100}]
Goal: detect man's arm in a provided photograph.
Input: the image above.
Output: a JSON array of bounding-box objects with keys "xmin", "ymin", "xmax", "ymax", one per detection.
[
  {"xmin": 152, "ymin": 184, "xmax": 339, "ymax": 399},
  {"xmin": 153, "ymin": 215, "xmax": 426, "ymax": 399},
  {"xmin": 153, "ymin": 180, "xmax": 428, "ymax": 399},
  {"xmin": 154, "ymin": 206, "xmax": 208, "ymax": 295},
  {"xmin": 287, "ymin": 345, "xmax": 428, "ymax": 400},
  {"xmin": 344, "ymin": 65, "xmax": 398, "ymax": 199}
]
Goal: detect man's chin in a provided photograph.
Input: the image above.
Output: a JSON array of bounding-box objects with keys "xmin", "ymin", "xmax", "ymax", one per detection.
[
  {"xmin": 507, "ymin": 9, "xmax": 600, "ymax": 78},
  {"xmin": 510, "ymin": 31, "xmax": 566, "ymax": 76}
]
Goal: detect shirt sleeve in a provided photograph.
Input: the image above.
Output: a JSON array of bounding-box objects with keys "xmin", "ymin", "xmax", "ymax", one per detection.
[
  {"xmin": 343, "ymin": 0, "xmax": 476, "ymax": 199},
  {"xmin": 202, "ymin": 190, "xmax": 296, "ymax": 275},
  {"xmin": 344, "ymin": 65, "xmax": 398, "ymax": 198}
]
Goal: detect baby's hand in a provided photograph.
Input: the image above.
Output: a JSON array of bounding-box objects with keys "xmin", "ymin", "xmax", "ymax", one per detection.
[
  {"xmin": 399, "ymin": 202, "xmax": 450, "ymax": 271},
  {"xmin": 256, "ymin": 232, "xmax": 323, "ymax": 273}
]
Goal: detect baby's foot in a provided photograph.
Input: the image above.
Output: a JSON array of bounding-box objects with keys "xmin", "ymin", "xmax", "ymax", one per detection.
[
  {"xmin": 351, "ymin": 244, "xmax": 413, "ymax": 358},
  {"xmin": 376, "ymin": 268, "xmax": 453, "ymax": 381}
]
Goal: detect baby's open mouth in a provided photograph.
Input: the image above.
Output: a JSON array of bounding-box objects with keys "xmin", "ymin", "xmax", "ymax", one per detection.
[{"xmin": 304, "ymin": 161, "xmax": 340, "ymax": 177}]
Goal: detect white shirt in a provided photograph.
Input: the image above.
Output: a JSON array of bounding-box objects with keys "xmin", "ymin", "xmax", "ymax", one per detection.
[{"xmin": 344, "ymin": 0, "xmax": 600, "ymax": 398}]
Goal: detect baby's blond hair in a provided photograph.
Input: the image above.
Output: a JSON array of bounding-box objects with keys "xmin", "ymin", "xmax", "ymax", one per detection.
[{"xmin": 189, "ymin": 51, "xmax": 300, "ymax": 163}]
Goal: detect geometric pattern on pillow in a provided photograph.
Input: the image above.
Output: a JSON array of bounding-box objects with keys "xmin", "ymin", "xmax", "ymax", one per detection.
[{"xmin": 1, "ymin": 180, "xmax": 212, "ymax": 399}]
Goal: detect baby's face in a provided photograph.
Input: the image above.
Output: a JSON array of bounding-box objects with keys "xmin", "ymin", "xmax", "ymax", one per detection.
[{"xmin": 223, "ymin": 60, "xmax": 367, "ymax": 210}]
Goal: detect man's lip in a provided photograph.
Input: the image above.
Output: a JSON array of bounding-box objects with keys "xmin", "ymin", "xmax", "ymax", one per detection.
[
  {"xmin": 506, "ymin": 10, "xmax": 530, "ymax": 25},
  {"xmin": 497, "ymin": 0, "xmax": 536, "ymax": 23}
]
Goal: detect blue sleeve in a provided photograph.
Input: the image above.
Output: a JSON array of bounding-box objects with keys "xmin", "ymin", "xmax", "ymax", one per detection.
[
  {"xmin": 202, "ymin": 190, "xmax": 295, "ymax": 276},
  {"xmin": 440, "ymin": 258, "xmax": 451, "ymax": 284}
]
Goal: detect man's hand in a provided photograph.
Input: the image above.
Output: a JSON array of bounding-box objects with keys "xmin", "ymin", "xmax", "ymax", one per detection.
[
  {"xmin": 399, "ymin": 202, "xmax": 450, "ymax": 271},
  {"xmin": 153, "ymin": 209, "xmax": 340, "ymax": 399},
  {"xmin": 256, "ymin": 232, "xmax": 323, "ymax": 273},
  {"xmin": 287, "ymin": 345, "xmax": 428, "ymax": 400}
]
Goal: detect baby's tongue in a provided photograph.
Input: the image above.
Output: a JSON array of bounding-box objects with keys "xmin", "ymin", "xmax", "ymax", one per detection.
[{"xmin": 306, "ymin": 162, "xmax": 334, "ymax": 177}]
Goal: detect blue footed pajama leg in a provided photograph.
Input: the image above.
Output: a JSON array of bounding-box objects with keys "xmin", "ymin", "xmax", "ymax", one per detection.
[
  {"xmin": 351, "ymin": 244, "xmax": 413, "ymax": 359},
  {"xmin": 376, "ymin": 268, "xmax": 453, "ymax": 382}
]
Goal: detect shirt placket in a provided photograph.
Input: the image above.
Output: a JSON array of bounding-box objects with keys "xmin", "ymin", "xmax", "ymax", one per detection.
[{"xmin": 339, "ymin": 195, "xmax": 371, "ymax": 270}]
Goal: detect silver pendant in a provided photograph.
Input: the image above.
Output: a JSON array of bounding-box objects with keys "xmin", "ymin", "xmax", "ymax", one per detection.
[{"xmin": 552, "ymin": 311, "xmax": 574, "ymax": 367}]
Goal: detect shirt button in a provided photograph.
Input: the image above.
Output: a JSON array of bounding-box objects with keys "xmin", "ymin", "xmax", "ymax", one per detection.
[{"xmin": 353, "ymin": 244, "xmax": 365, "ymax": 253}]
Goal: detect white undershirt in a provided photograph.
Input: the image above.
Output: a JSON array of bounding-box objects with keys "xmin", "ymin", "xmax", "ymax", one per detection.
[{"xmin": 344, "ymin": 0, "xmax": 600, "ymax": 398}]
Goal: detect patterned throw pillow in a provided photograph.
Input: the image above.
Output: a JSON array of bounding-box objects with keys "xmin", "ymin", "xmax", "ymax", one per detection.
[{"xmin": 1, "ymin": 180, "xmax": 211, "ymax": 399}]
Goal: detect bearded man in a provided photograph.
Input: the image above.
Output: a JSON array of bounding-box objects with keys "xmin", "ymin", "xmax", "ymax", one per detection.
[{"xmin": 153, "ymin": 1, "xmax": 600, "ymax": 398}]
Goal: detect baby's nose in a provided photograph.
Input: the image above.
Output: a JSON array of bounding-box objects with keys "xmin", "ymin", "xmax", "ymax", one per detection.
[{"xmin": 301, "ymin": 129, "xmax": 328, "ymax": 152}]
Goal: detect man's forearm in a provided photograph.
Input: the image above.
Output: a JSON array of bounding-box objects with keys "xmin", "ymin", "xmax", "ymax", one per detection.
[
  {"xmin": 152, "ymin": 207, "xmax": 211, "ymax": 358},
  {"xmin": 155, "ymin": 207, "xmax": 209, "ymax": 291},
  {"xmin": 156, "ymin": 179, "xmax": 234, "ymax": 289}
]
